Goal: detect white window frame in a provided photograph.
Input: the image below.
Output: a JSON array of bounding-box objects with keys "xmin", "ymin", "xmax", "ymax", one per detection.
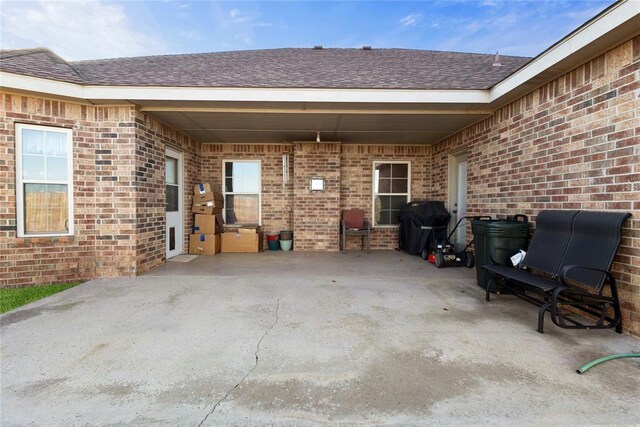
[
  {"xmin": 222, "ymin": 159, "xmax": 262, "ymax": 226},
  {"xmin": 15, "ymin": 123, "xmax": 74, "ymax": 237},
  {"xmin": 372, "ymin": 160, "xmax": 411, "ymax": 228}
]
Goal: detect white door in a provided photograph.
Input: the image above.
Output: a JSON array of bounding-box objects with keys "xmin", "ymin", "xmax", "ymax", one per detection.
[
  {"xmin": 448, "ymin": 153, "xmax": 468, "ymax": 248},
  {"xmin": 455, "ymin": 157, "xmax": 468, "ymax": 246},
  {"xmin": 166, "ymin": 148, "xmax": 183, "ymax": 259}
]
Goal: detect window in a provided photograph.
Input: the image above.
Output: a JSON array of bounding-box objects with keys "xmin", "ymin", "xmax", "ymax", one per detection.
[
  {"xmin": 15, "ymin": 123, "xmax": 73, "ymax": 237},
  {"xmin": 372, "ymin": 161, "xmax": 410, "ymax": 226},
  {"xmin": 223, "ymin": 160, "xmax": 261, "ymax": 225},
  {"xmin": 166, "ymin": 156, "xmax": 179, "ymax": 213}
]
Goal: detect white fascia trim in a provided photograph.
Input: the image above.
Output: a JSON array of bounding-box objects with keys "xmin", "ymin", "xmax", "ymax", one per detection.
[
  {"xmin": 0, "ymin": 71, "xmax": 489, "ymax": 104},
  {"xmin": 86, "ymin": 86, "xmax": 491, "ymax": 104},
  {"xmin": 491, "ymin": 0, "xmax": 640, "ymax": 100},
  {"xmin": 1, "ymin": 72, "xmax": 86, "ymax": 99}
]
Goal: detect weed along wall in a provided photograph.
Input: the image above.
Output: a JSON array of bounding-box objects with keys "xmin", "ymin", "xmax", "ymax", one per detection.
[{"xmin": 430, "ymin": 36, "xmax": 640, "ymax": 336}]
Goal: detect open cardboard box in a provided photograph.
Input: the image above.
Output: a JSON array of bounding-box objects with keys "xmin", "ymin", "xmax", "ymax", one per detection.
[
  {"xmin": 192, "ymin": 204, "xmax": 223, "ymax": 215},
  {"xmin": 193, "ymin": 182, "xmax": 212, "ymax": 195},
  {"xmin": 221, "ymin": 230, "xmax": 264, "ymax": 253},
  {"xmin": 193, "ymin": 191, "xmax": 224, "ymax": 206},
  {"xmin": 224, "ymin": 225, "xmax": 262, "ymax": 234}
]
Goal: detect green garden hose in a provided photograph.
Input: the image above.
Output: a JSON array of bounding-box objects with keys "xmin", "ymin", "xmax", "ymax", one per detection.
[{"xmin": 576, "ymin": 353, "xmax": 640, "ymax": 374}]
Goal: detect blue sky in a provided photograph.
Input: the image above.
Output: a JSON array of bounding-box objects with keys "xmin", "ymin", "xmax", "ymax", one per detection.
[{"xmin": 1, "ymin": 1, "xmax": 614, "ymax": 61}]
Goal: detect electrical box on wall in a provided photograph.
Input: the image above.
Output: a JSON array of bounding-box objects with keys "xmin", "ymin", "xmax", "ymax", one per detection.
[{"xmin": 310, "ymin": 177, "xmax": 325, "ymax": 192}]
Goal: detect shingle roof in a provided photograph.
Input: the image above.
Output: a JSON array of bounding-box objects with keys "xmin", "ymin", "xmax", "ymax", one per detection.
[
  {"xmin": 0, "ymin": 48, "xmax": 86, "ymax": 84},
  {"xmin": 1, "ymin": 47, "xmax": 531, "ymax": 90}
]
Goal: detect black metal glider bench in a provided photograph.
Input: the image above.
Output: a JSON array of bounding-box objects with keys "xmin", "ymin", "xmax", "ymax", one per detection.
[{"xmin": 483, "ymin": 210, "xmax": 631, "ymax": 333}]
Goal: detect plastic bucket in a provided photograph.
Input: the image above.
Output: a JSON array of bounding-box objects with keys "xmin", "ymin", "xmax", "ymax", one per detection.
[
  {"xmin": 280, "ymin": 230, "xmax": 293, "ymax": 240},
  {"xmin": 268, "ymin": 239, "xmax": 280, "ymax": 250},
  {"xmin": 280, "ymin": 239, "xmax": 292, "ymax": 251},
  {"xmin": 267, "ymin": 233, "xmax": 280, "ymax": 241}
]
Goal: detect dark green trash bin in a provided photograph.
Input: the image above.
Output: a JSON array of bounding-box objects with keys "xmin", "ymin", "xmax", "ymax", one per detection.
[{"xmin": 471, "ymin": 215, "xmax": 530, "ymax": 289}]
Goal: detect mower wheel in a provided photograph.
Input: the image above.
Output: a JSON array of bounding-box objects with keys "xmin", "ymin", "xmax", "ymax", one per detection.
[
  {"xmin": 421, "ymin": 249, "xmax": 429, "ymax": 260},
  {"xmin": 434, "ymin": 252, "xmax": 444, "ymax": 268},
  {"xmin": 465, "ymin": 252, "xmax": 475, "ymax": 268}
]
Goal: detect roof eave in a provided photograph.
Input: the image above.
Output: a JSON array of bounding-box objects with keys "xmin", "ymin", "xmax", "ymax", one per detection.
[
  {"xmin": 489, "ymin": 0, "xmax": 640, "ymax": 107},
  {"xmin": 1, "ymin": 0, "xmax": 638, "ymax": 111},
  {"xmin": 0, "ymin": 72, "xmax": 492, "ymax": 105}
]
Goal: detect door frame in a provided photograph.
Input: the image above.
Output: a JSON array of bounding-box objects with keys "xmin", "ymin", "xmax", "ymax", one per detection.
[
  {"xmin": 166, "ymin": 147, "xmax": 184, "ymax": 258},
  {"xmin": 447, "ymin": 151, "xmax": 468, "ymax": 245}
]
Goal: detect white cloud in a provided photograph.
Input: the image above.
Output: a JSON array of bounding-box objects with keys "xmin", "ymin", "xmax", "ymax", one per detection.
[
  {"xmin": 228, "ymin": 8, "xmax": 253, "ymax": 24},
  {"xmin": 564, "ymin": 6, "xmax": 608, "ymax": 21},
  {"xmin": 229, "ymin": 8, "xmax": 242, "ymax": 19},
  {"xmin": 400, "ymin": 13, "xmax": 422, "ymax": 27},
  {"xmin": 0, "ymin": 0, "xmax": 167, "ymax": 60},
  {"xmin": 480, "ymin": 0, "xmax": 499, "ymax": 7},
  {"xmin": 225, "ymin": 7, "xmax": 271, "ymax": 27},
  {"xmin": 179, "ymin": 30, "xmax": 203, "ymax": 40},
  {"xmin": 207, "ymin": 6, "xmax": 273, "ymax": 47}
]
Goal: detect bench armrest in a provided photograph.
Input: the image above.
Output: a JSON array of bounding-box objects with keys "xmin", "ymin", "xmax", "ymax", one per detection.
[{"xmin": 558, "ymin": 265, "xmax": 615, "ymax": 288}]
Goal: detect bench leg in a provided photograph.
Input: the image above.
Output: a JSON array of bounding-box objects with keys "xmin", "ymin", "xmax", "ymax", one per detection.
[
  {"xmin": 485, "ymin": 279, "xmax": 496, "ymax": 302},
  {"xmin": 609, "ymin": 277, "xmax": 623, "ymax": 334},
  {"xmin": 537, "ymin": 303, "xmax": 550, "ymax": 334}
]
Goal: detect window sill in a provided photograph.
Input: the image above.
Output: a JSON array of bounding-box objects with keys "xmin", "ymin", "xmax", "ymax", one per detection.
[
  {"xmin": 18, "ymin": 233, "xmax": 74, "ymax": 238},
  {"xmin": 373, "ymin": 225, "xmax": 400, "ymax": 229}
]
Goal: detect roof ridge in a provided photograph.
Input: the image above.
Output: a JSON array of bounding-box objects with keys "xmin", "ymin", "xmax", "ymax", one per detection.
[
  {"xmin": 0, "ymin": 47, "xmax": 53, "ymax": 59},
  {"xmin": 70, "ymin": 47, "xmax": 531, "ymax": 64},
  {"xmin": 71, "ymin": 47, "xmax": 300, "ymax": 64}
]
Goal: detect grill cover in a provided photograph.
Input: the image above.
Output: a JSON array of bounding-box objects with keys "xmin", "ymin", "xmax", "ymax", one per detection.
[{"xmin": 398, "ymin": 201, "xmax": 451, "ymax": 254}]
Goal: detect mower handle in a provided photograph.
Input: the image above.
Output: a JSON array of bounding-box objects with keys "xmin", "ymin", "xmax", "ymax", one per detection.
[{"xmin": 446, "ymin": 215, "xmax": 492, "ymax": 242}]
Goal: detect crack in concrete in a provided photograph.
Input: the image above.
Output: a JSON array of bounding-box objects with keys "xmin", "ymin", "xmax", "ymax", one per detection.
[{"xmin": 197, "ymin": 297, "xmax": 282, "ymax": 426}]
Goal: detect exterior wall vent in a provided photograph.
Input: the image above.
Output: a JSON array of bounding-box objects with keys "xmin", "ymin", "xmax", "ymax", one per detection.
[{"xmin": 492, "ymin": 52, "xmax": 502, "ymax": 67}]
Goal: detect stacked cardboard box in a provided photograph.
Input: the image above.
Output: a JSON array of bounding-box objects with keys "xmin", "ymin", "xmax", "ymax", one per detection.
[
  {"xmin": 189, "ymin": 182, "xmax": 225, "ymax": 255},
  {"xmin": 221, "ymin": 225, "xmax": 264, "ymax": 253}
]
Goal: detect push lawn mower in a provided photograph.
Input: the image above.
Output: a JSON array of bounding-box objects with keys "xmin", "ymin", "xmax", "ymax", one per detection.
[{"xmin": 421, "ymin": 215, "xmax": 491, "ymax": 268}]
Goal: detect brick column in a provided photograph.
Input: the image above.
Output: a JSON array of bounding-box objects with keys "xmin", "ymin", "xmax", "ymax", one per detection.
[{"xmin": 293, "ymin": 142, "xmax": 341, "ymax": 251}]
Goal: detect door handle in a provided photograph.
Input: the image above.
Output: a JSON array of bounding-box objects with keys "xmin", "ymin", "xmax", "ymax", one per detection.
[{"xmin": 452, "ymin": 210, "xmax": 458, "ymax": 214}]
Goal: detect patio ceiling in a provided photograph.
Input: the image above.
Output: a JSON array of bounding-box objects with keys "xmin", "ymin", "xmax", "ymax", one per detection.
[{"xmin": 140, "ymin": 101, "xmax": 492, "ymax": 145}]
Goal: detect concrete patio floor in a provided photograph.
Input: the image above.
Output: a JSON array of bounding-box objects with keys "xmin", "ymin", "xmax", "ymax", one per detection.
[{"xmin": 1, "ymin": 251, "xmax": 639, "ymax": 425}]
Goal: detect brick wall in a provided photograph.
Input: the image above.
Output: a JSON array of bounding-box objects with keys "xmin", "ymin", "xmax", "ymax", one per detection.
[
  {"xmin": 0, "ymin": 93, "xmax": 201, "ymax": 286},
  {"xmin": 197, "ymin": 143, "xmax": 431, "ymax": 251},
  {"xmin": 0, "ymin": 94, "xmax": 136, "ymax": 285},
  {"xmin": 430, "ymin": 36, "xmax": 640, "ymax": 335},
  {"xmin": 92, "ymin": 106, "xmax": 139, "ymax": 277},
  {"xmin": 134, "ymin": 109, "xmax": 202, "ymax": 273},
  {"xmin": 200, "ymin": 144, "xmax": 294, "ymax": 236},
  {"xmin": 293, "ymin": 142, "xmax": 341, "ymax": 251},
  {"xmin": 340, "ymin": 144, "xmax": 431, "ymax": 250}
]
